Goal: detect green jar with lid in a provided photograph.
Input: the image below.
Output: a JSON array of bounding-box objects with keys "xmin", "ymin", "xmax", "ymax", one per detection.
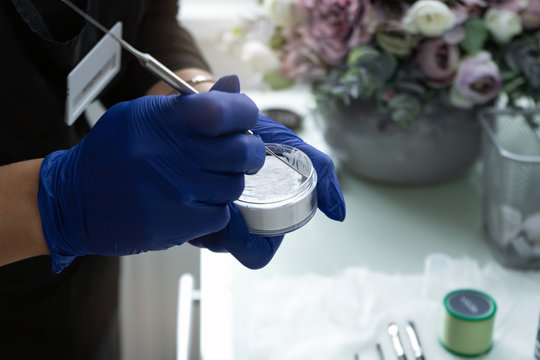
[{"xmin": 439, "ymin": 289, "xmax": 497, "ymax": 357}]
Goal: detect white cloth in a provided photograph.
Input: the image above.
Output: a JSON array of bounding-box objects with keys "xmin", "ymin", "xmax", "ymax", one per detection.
[{"xmin": 238, "ymin": 254, "xmax": 540, "ymax": 360}]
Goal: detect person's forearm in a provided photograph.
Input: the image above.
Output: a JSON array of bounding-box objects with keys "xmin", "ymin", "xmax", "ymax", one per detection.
[
  {"xmin": 0, "ymin": 67, "xmax": 215, "ymax": 268},
  {"xmin": 0, "ymin": 159, "xmax": 49, "ymax": 266},
  {"xmin": 145, "ymin": 67, "xmax": 215, "ymax": 95}
]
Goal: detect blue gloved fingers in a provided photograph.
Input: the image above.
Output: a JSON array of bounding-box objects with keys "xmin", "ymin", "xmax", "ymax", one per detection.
[
  {"xmin": 179, "ymin": 132, "xmax": 265, "ymax": 175},
  {"xmin": 169, "ymin": 203, "xmax": 231, "ymax": 244},
  {"xmin": 292, "ymin": 145, "xmax": 346, "ymax": 221},
  {"xmin": 252, "ymin": 114, "xmax": 302, "ymax": 144},
  {"xmin": 167, "ymin": 92, "xmax": 259, "ymax": 137},
  {"xmin": 38, "ymin": 88, "xmax": 272, "ymax": 273},
  {"xmin": 252, "ymin": 114, "xmax": 346, "ymax": 221},
  {"xmin": 210, "ymin": 75, "xmax": 241, "ymax": 93},
  {"xmin": 90, "ymin": 202, "xmax": 232, "ymax": 254},
  {"xmin": 184, "ymin": 171, "xmax": 245, "ymax": 204},
  {"xmin": 220, "ymin": 204, "xmax": 284, "ymax": 269},
  {"xmin": 188, "ymin": 236, "xmax": 227, "ymax": 253},
  {"xmin": 190, "ymin": 204, "xmax": 284, "ymax": 269}
]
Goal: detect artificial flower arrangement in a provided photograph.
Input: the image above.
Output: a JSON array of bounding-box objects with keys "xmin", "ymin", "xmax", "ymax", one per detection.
[{"xmin": 229, "ymin": 0, "xmax": 540, "ymax": 126}]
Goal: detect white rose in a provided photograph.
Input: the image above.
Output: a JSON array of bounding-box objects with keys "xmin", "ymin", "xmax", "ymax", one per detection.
[
  {"xmin": 240, "ymin": 41, "xmax": 281, "ymax": 74},
  {"xmin": 484, "ymin": 8, "xmax": 523, "ymax": 43},
  {"xmin": 264, "ymin": 0, "xmax": 298, "ymax": 28},
  {"xmin": 402, "ymin": 0, "xmax": 456, "ymax": 37}
]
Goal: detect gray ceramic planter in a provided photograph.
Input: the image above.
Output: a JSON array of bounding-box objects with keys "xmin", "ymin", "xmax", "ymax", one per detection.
[{"xmin": 316, "ymin": 99, "xmax": 481, "ymax": 185}]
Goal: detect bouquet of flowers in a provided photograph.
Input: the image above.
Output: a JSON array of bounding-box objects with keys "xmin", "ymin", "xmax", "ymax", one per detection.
[{"xmin": 229, "ymin": 0, "xmax": 540, "ymax": 126}]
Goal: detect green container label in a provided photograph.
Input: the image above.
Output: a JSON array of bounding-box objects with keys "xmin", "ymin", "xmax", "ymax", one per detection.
[{"xmin": 440, "ymin": 289, "xmax": 497, "ymax": 356}]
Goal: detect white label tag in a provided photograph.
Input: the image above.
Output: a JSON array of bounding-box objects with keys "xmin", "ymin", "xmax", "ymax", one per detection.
[{"xmin": 65, "ymin": 22, "xmax": 122, "ymax": 126}]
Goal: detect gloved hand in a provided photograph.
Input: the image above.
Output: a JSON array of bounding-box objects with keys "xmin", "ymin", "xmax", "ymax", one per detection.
[
  {"xmin": 38, "ymin": 76, "xmax": 266, "ymax": 273},
  {"xmin": 189, "ymin": 76, "xmax": 346, "ymax": 270},
  {"xmin": 252, "ymin": 114, "xmax": 346, "ymax": 222}
]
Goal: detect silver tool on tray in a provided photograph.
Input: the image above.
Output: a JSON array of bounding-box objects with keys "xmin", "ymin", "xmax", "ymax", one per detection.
[
  {"xmin": 61, "ymin": 0, "xmax": 306, "ymax": 178},
  {"xmin": 405, "ymin": 321, "xmax": 425, "ymax": 360},
  {"xmin": 388, "ymin": 323, "xmax": 408, "ymax": 360}
]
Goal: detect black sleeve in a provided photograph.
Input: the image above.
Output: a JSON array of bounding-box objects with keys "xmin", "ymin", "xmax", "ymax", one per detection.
[{"xmin": 101, "ymin": 0, "xmax": 211, "ymax": 105}]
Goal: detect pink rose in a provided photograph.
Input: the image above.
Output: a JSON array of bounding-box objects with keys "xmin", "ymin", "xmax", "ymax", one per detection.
[
  {"xmin": 468, "ymin": 0, "xmax": 528, "ymax": 11},
  {"xmin": 296, "ymin": 0, "xmax": 374, "ymax": 65},
  {"xmin": 281, "ymin": 40, "xmax": 327, "ymax": 81},
  {"xmin": 417, "ymin": 39, "xmax": 460, "ymax": 88},
  {"xmin": 455, "ymin": 0, "xmax": 526, "ymax": 14},
  {"xmin": 493, "ymin": 0, "xmax": 528, "ymax": 12},
  {"xmin": 451, "ymin": 3, "xmax": 473, "ymax": 24},
  {"xmin": 522, "ymin": 0, "xmax": 540, "ymax": 29}
]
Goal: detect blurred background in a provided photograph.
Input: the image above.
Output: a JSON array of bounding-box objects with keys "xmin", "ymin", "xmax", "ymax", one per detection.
[{"xmin": 113, "ymin": 0, "xmax": 540, "ymax": 359}]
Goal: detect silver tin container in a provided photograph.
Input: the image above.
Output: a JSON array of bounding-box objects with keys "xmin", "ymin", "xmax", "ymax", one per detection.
[{"xmin": 235, "ymin": 143, "xmax": 317, "ymax": 236}]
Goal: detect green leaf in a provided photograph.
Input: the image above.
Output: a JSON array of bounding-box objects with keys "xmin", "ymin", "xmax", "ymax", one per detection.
[
  {"xmin": 392, "ymin": 110, "xmax": 414, "ymax": 127},
  {"xmin": 347, "ymin": 46, "xmax": 379, "ymax": 68},
  {"xmin": 501, "ymin": 69, "xmax": 521, "ymax": 81},
  {"xmin": 503, "ymin": 76, "xmax": 526, "ymax": 94},
  {"xmin": 269, "ymin": 31, "xmax": 286, "ymax": 50},
  {"xmin": 388, "ymin": 94, "xmax": 421, "ymax": 127},
  {"xmin": 375, "ymin": 53, "xmax": 398, "ymax": 83},
  {"xmin": 460, "ymin": 19, "xmax": 488, "ymax": 55},
  {"xmin": 263, "ymin": 70, "xmax": 295, "ymax": 90}
]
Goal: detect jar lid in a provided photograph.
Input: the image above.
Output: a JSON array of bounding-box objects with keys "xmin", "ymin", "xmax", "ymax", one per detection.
[{"xmin": 444, "ymin": 289, "xmax": 497, "ymax": 321}]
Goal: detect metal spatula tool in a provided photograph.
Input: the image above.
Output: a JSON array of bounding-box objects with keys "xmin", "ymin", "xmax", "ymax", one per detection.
[
  {"xmin": 61, "ymin": 0, "xmax": 307, "ymax": 178},
  {"xmin": 405, "ymin": 321, "xmax": 425, "ymax": 360},
  {"xmin": 61, "ymin": 0, "xmax": 197, "ymax": 95},
  {"xmin": 388, "ymin": 323, "xmax": 408, "ymax": 360}
]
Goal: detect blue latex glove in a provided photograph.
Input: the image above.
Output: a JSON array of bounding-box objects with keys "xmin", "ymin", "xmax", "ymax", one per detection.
[
  {"xmin": 189, "ymin": 76, "xmax": 346, "ymax": 269},
  {"xmin": 38, "ymin": 76, "xmax": 266, "ymax": 273}
]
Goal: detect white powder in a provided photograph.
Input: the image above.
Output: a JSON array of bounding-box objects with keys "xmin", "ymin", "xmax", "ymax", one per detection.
[{"xmin": 241, "ymin": 155, "xmax": 304, "ymax": 202}]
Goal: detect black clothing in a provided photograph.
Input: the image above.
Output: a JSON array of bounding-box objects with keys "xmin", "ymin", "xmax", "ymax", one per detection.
[
  {"xmin": 1, "ymin": 256, "xmax": 121, "ymax": 359},
  {"xmin": 30, "ymin": 0, "xmax": 87, "ymax": 42},
  {"xmin": 0, "ymin": 0, "xmax": 210, "ymax": 164},
  {"xmin": 0, "ymin": 0, "xmax": 210, "ymax": 358}
]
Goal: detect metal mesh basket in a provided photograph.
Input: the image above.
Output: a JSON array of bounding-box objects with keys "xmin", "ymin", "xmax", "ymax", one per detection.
[{"xmin": 480, "ymin": 108, "xmax": 540, "ymax": 268}]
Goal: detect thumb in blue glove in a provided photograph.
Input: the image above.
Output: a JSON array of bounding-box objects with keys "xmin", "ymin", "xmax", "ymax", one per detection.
[{"xmin": 38, "ymin": 77, "xmax": 265, "ymax": 273}]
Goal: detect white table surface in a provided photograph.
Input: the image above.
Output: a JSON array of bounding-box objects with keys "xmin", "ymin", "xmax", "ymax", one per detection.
[{"xmin": 198, "ymin": 89, "xmax": 540, "ymax": 360}]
